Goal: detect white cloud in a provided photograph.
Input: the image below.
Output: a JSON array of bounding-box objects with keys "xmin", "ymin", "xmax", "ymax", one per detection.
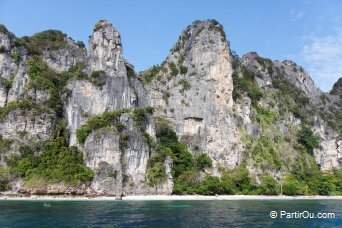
[
  {"xmin": 289, "ymin": 9, "xmax": 306, "ymax": 22},
  {"xmin": 300, "ymin": 33, "xmax": 342, "ymax": 91}
]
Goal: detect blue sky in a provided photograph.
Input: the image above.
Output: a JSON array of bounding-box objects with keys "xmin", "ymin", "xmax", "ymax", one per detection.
[{"xmin": 0, "ymin": 0, "xmax": 341, "ymax": 91}]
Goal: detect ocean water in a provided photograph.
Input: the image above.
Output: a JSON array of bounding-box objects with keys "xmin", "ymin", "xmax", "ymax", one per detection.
[{"xmin": 0, "ymin": 200, "xmax": 341, "ymax": 227}]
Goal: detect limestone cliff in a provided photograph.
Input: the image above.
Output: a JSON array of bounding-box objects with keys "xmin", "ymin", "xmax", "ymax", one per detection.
[
  {"xmin": 0, "ymin": 20, "xmax": 340, "ymax": 196},
  {"xmin": 145, "ymin": 20, "xmax": 243, "ymax": 174}
]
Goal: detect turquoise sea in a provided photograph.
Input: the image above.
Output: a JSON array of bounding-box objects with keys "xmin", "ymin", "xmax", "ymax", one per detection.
[{"xmin": 0, "ymin": 200, "xmax": 341, "ymax": 227}]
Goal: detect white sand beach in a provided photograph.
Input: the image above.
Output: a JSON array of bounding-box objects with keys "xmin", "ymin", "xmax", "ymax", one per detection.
[{"xmin": 0, "ymin": 195, "xmax": 341, "ymax": 201}]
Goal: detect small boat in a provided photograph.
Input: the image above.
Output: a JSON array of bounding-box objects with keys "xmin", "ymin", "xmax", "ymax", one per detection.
[{"xmin": 43, "ymin": 203, "xmax": 51, "ymax": 207}]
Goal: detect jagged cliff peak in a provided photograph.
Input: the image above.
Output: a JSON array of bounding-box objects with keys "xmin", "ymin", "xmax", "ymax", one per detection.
[
  {"xmin": 0, "ymin": 25, "xmax": 14, "ymax": 50},
  {"xmin": 144, "ymin": 19, "xmax": 239, "ymax": 172},
  {"xmin": 88, "ymin": 20, "xmax": 123, "ymax": 72},
  {"xmin": 241, "ymin": 51, "xmax": 322, "ymax": 103},
  {"xmin": 91, "ymin": 19, "xmax": 122, "ymax": 49},
  {"xmin": 169, "ymin": 19, "xmax": 228, "ymax": 56}
]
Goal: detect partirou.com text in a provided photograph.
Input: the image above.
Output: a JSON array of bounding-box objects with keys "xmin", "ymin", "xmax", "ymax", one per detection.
[{"xmin": 270, "ymin": 210, "xmax": 335, "ymax": 219}]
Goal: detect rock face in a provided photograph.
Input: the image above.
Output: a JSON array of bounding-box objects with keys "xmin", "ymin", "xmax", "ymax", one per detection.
[
  {"xmin": 0, "ymin": 20, "xmax": 341, "ymax": 195},
  {"xmin": 0, "ymin": 28, "xmax": 58, "ymax": 158},
  {"xmin": 83, "ymin": 114, "xmax": 172, "ymax": 195},
  {"xmin": 88, "ymin": 20, "xmax": 123, "ymax": 73},
  {"xmin": 42, "ymin": 38, "xmax": 86, "ymax": 73},
  {"xmin": 240, "ymin": 52, "xmax": 341, "ymax": 172},
  {"xmin": 66, "ymin": 20, "xmax": 146, "ymax": 146},
  {"xmin": 63, "ymin": 20, "xmax": 168, "ymax": 196},
  {"xmin": 145, "ymin": 20, "xmax": 243, "ymax": 173}
]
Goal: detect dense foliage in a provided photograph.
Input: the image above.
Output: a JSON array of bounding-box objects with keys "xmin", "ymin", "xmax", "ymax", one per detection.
[
  {"xmin": 297, "ymin": 125, "xmax": 320, "ymax": 155},
  {"xmin": 76, "ymin": 109, "xmax": 129, "ymax": 144},
  {"xmin": 5, "ymin": 126, "xmax": 93, "ymax": 186},
  {"xmin": 282, "ymin": 148, "xmax": 341, "ymax": 195},
  {"xmin": 14, "ymin": 30, "xmax": 68, "ymax": 55},
  {"xmin": 232, "ymin": 67, "xmax": 263, "ymax": 106},
  {"xmin": 0, "ymin": 165, "xmax": 12, "ymax": 191}
]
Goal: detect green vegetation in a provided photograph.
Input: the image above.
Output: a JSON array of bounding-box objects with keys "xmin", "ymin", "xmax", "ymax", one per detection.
[
  {"xmin": 76, "ymin": 109, "xmax": 129, "ymax": 144},
  {"xmin": 14, "ymin": 30, "xmax": 67, "ymax": 55},
  {"xmin": 0, "ymin": 45, "xmax": 6, "ymax": 53},
  {"xmin": 179, "ymin": 79, "xmax": 191, "ymax": 93},
  {"xmin": 257, "ymin": 175, "xmax": 280, "ymax": 195},
  {"xmin": 0, "ymin": 98, "xmax": 42, "ymax": 120},
  {"xmin": 253, "ymin": 106, "xmax": 277, "ymax": 126},
  {"xmin": 272, "ymin": 69, "xmax": 310, "ymax": 122},
  {"xmin": 130, "ymin": 107, "xmax": 154, "ymax": 133},
  {"xmin": 155, "ymin": 121, "xmax": 196, "ymax": 190},
  {"xmin": 0, "ymin": 137, "xmax": 12, "ymax": 154},
  {"xmin": 168, "ymin": 62, "xmax": 179, "ymax": 77},
  {"xmin": 208, "ymin": 19, "xmax": 227, "ymax": 42},
  {"xmin": 197, "ymin": 165, "xmax": 254, "ymax": 195},
  {"xmin": 28, "ymin": 57, "xmax": 61, "ymax": 90},
  {"xmin": 0, "ymin": 24, "xmax": 16, "ymax": 41},
  {"xmin": 280, "ymin": 144, "xmax": 342, "ymax": 195},
  {"xmin": 91, "ymin": 70, "xmax": 105, "ymax": 78},
  {"xmin": 76, "ymin": 41, "xmax": 85, "ymax": 49},
  {"xmin": 0, "ymin": 24, "xmax": 10, "ymax": 34},
  {"xmin": 26, "ymin": 58, "xmax": 106, "ymax": 117},
  {"xmin": 0, "ymin": 59, "xmax": 93, "ymax": 123},
  {"xmin": 61, "ymin": 62, "xmax": 106, "ymax": 88},
  {"xmin": 197, "ymin": 176, "xmax": 223, "ymax": 195},
  {"xmin": 0, "ymin": 166, "xmax": 12, "ymax": 191},
  {"xmin": 125, "ymin": 65, "xmax": 135, "ymax": 78},
  {"xmin": 162, "ymin": 91, "xmax": 171, "ymax": 104},
  {"xmin": 255, "ymin": 56, "xmax": 272, "ymax": 68},
  {"xmin": 10, "ymin": 52, "xmax": 21, "ymax": 64},
  {"xmin": 147, "ymin": 117, "xmax": 282, "ymax": 195},
  {"xmin": 255, "ymin": 56, "xmax": 274, "ymax": 76},
  {"xmin": 6, "ymin": 73, "xmax": 15, "ymax": 90},
  {"xmin": 5, "ymin": 137, "xmax": 93, "ymax": 186},
  {"xmin": 27, "ymin": 58, "xmax": 67, "ymax": 117},
  {"xmin": 146, "ymin": 148, "xmax": 170, "ymax": 187},
  {"xmin": 4, "ymin": 120, "xmax": 93, "ymax": 187},
  {"xmin": 232, "ymin": 67, "xmax": 263, "ymax": 106},
  {"xmin": 330, "ymin": 78, "xmax": 341, "ymax": 97},
  {"xmin": 297, "ymin": 125, "xmax": 320, "ymax": 155},
  {"xmin": 283, "ymin": 173, "xmax": 308, "ymax": 195},
  {"xmin": 141, "ymin": 65, "xmax": 162, "ymax": 84},
  {"xmin": 248, "ymin": 135, "xmax": 283, "ymax": 171},
  {"xmin": 94, "ymin": 22, "xmax": 102, "ymax": 31},
  {"xmin": 147, "ymin": 117, "xmax": 199, "ymax": 193},
  {"xmin": 195, "ymin": 153, "xmax": 212, "ymax": 170},
  {"xmin": 77, "ymin": 107, "xmax": 154, "ymax": 145},
  {"xmin": 179, "ymin": 65, "xmax": 188, "ymax": 75}
]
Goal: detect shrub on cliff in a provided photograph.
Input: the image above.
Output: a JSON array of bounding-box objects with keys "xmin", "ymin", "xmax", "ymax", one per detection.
[
  {"xmin": 232, "ymin": 67, "xmax": 263, "ymax": 106},
  {"xmin": 14, "ymin": 30, "xmax": 67, "ymax": 55},
  {"xmin": 195, "ymin": 153, "xmax": 212, "ymax": 170},
  {"xmin": 297, "ymin": 125, "xmax": 320, "ymax": 155}
]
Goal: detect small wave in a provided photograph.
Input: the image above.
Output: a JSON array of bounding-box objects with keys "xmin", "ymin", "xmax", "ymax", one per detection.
[{"xmin": 43, "ymin": 203, "xmax": 51, "ymax": 207}]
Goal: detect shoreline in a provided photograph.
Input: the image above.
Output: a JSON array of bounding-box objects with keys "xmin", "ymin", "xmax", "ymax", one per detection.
[{"xmin": 0, "ymin": 195, "xmax": 341, "ymax": 201}]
